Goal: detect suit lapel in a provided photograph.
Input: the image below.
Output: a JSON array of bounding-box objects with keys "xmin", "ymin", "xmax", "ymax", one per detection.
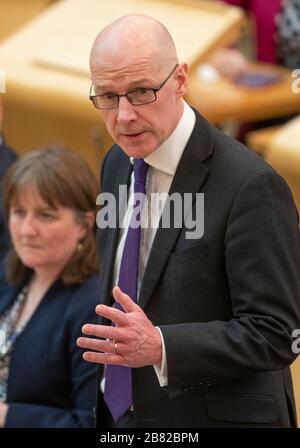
[
  {"xmin": 0, "ymin": 269, "xmax": 33, "ymax": 315},
  {"xmin": 0, "ymin": 283, "xmax": 21, "ymax": 315},
  {"xmin": 138, "ymin": 113, "xmax": 215, "ymax": 310},
  {"xmin": 100, "ymin": 151, "xmax": 132, "ymax": 306}
]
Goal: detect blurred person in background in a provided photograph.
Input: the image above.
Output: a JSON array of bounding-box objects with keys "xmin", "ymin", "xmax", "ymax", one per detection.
[
  {"xmin": 210, "ymin": 0, "xmax": 300, "ymax": 78},
  {"xmin": 0, "ymin": 147, "xmax": 100, "ymax": 428},
  {"xmin": 207, "ymin": 0, "xmax": 300, "ymax": 141},
  {"xmin": 0, "ymin": 97, "xmax": 17, "ymax": 263}
]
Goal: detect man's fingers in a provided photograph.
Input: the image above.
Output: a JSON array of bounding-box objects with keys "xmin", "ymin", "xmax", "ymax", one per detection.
[
  {"xmin": 82, "ymin": 351, "xmax": 124, "ymax": 365},
  {"xmin": 77, "ymin": 336, "xmax": 115, "ymax": 353},
  {"xmin": 81, "ymin": 323, "xmax": 123, "ymax": 340},
  {"xmin": 95, "ymin": 303, "xmax": 127, "ymax": 326},
  {"xmin": 77, "ymin": 336, "xmax": 127, "ymax": 353},
  {"xmin": 94, "ymin": 286, "xmax": 140, "ymax": 324},
  {"xmin": 113, "ymin": 286, "xmax": 140, "ymax": 313}
]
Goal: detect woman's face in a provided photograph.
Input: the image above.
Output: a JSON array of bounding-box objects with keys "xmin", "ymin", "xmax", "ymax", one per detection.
[{"xmin": 9, "ymin": 186, "xmax": 86, "ymax": 273}]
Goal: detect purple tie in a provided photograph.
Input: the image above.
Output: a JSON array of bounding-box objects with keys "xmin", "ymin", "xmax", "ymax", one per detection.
[{"xmin": 104, "ymin": 158, "xmax": 149, "ymax": 422}]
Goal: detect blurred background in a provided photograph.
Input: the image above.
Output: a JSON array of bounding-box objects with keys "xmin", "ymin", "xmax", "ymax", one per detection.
[{"xmin": 0, "ymin": 0, "xmax": 299, "ymax": 423}]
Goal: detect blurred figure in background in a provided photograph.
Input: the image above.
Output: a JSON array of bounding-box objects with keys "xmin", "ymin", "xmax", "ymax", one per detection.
[
  {"xmin": 0, "ymin": 147, "xmax": 100, "ymax": 427},
  {"xmin": 208, "ymin": 0, "xmax": 300, "ymax": 141},
  {"xmin": 0, "ymin": 97, "xmax": 17, "ymax": 263},
  {"xmin": 211, "ymin": 0, "xmax": 300, "ymax": 78}
]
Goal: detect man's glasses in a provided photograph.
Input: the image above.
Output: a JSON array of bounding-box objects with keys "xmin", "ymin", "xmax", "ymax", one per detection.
[{"xmin": 89, "ymin": 64, "xmax": 179, "ymax": 110}]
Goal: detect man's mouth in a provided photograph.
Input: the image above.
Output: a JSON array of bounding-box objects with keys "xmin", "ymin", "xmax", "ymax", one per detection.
[{"xmin": 122, "ymin": 131, "xmax": 145, "ymax": 138}]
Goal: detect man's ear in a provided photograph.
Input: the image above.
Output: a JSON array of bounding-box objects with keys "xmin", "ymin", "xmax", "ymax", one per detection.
[{"xmin": 175, "ymin": 63, "xmax": 188, "ymax": 98}]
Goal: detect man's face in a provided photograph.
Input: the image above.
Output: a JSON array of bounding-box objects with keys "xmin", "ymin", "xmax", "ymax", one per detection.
[{"xmin": 90, "ymin": 58, "xmax": 187, "ymax": 159}]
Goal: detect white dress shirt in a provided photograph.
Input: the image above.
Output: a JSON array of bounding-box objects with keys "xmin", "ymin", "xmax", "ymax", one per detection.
[{"xmin": 112, "ymin": 100, "xmax": 196, "ymax": 387}]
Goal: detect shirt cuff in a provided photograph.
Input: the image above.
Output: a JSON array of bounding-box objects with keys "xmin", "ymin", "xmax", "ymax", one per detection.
[{"xmin": 153, "ymin": 326, "xmax": 168, "ymax": 387}]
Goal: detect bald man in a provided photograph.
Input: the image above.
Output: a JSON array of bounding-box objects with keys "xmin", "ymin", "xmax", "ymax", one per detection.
[
  {"xmin": 0, "ymin": 98, "xmax": 17, "ymax": 263},
  {"xmin": 77, "ymin": 15, "xmax": 300, "ymax": 428}
]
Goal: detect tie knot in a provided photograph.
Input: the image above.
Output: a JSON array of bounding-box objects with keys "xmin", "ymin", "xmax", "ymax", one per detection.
[{"xmin": 134, "ymin": 159, "xmax": 149, "ymax": 185}]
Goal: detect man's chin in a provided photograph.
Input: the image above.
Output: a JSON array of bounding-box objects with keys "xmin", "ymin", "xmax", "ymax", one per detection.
[
  {"xmin": 121, "ymin": 147, "xmax": 155, "ymax": 159},
  {"xmin": 117, "ymin": 140, "xmax": 156, "ymax": 159}
]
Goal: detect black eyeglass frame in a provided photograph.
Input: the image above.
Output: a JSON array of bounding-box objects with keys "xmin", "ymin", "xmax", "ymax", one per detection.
[{"xmin": 89, "ymin": 63, "xmax": 179, "ymax": 109}]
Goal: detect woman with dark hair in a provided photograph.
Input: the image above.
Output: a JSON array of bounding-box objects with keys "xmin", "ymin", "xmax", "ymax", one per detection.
[{"xmin": 0, "ymin": 147, "xmax": 100, "ymax": 428}]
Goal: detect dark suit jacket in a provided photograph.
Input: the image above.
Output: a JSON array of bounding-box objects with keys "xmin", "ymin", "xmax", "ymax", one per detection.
[
  {"xmin": 96, "ymin": 110, "xmax": 300, "ymax": 428},
  {"xmin": 0, "ymin": 272, "xmax": 100, "ymax": 428},
  {"xmin": 0, "ymin": 138, "xmax": 17, "ymax": 263}
]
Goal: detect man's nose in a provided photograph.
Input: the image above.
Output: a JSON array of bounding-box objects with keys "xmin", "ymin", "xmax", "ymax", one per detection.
[{"xmin": 116, "ymin": 96, "xmax": 138, "ymax": 123}]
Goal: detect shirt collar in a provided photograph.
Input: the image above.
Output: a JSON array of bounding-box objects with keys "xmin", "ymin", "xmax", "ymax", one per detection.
[{"xmin": 130, "ymin": 101, "xmax": 196, "ymax": 175}]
